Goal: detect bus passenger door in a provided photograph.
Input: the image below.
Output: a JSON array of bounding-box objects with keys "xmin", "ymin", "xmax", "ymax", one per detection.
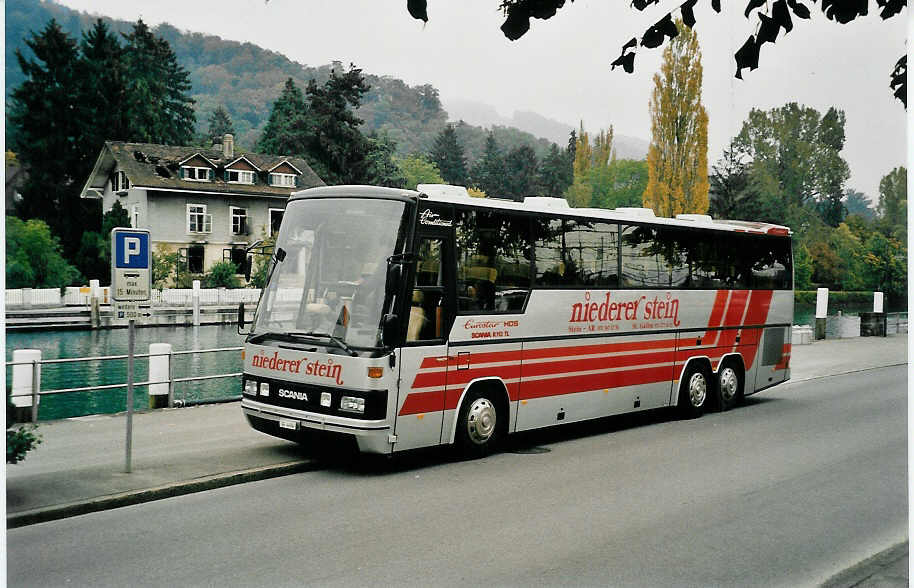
[{"xmin": 394, "ymin": 235, "xmax": 454, "ymax": 451}]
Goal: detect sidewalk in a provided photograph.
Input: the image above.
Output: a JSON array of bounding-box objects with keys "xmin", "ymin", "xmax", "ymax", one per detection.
[{"xmin": 6, "ymin": 334, "xmax": 908, "ymax": 583}]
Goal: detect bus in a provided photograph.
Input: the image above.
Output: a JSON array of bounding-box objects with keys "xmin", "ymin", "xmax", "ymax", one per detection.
[{"xmin": 239, "ymin": 184, "xmax": 793, "ymax": 456}]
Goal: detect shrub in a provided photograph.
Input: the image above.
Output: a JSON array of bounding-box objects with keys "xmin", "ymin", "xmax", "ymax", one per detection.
[
  {"xmin": 7, "ymin": 424, "xmax": 41, "ymax": 464},
  {"xmin": 203, "ymin": 261, "xmax": 241, "ymax": 288}
]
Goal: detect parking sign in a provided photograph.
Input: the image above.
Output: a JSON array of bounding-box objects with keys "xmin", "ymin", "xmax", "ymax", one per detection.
[{"xmin": 111, "ymin": 228, "xmax": 151, "ymax": 301}]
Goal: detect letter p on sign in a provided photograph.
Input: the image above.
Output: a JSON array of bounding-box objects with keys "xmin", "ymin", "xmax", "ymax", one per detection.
[{"xmin": 123, "ymin": 237, "xmax": 141, "ymax": 265}]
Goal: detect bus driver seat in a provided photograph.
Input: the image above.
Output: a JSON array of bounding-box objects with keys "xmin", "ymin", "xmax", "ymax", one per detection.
[{"xmin": 407, "ymin": 289, "xmax": 428, "ymax": 341}]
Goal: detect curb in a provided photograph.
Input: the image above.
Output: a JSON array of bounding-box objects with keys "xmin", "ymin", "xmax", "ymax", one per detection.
[
  {"xmin": 787, "ymin": 362, "xmax": 908, "ymax": 384},
  {"xmin": 820, "ymin": 542, "xmax": 908, "ymax": 587},
  {"xmin": 7, "ymin": 460, "xmax": 316, "ymax": 529}
]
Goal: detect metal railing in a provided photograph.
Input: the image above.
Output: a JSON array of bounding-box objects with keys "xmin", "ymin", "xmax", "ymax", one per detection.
[{"xmin": 6, "ymin": 346, "xmax": 243, "ymax": 423}]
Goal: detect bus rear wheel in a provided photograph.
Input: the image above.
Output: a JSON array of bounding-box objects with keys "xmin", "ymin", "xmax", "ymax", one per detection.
[
  {"xmin": 717, "ymin": 362, "xmax": 744, "ymax": 411},
  {"xmin": 455, "ymin": 390, "xmax": 501, "ymax": 458},
  {"xmin": 678, "ymin": 364, "xmax": 710, "ymax": 419}
]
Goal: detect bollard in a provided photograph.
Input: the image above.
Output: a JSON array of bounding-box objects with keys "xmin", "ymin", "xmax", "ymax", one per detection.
[
  {"xmin": 90, "ymin": 279, "xmax": 101, "ymax": 328},
  {"xmin": 814, "ymin": 287, "xmax": 828, "ymax": 340},
  {"xmin": 11, "ymin": 349, "xmax": 41, "ymax": 423},
  {"xmin": 148, "ymin": 343, "xmax": 172, "ymax": 409},
  {"xmin": 192, "ymin": 280, "xmax": 201, "ymax": 326}
]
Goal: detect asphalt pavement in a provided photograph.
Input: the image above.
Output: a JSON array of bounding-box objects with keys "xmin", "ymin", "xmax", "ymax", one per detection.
[{"xmin": 6, "ymin": 333, "xmax": 908, "ymax": 586}]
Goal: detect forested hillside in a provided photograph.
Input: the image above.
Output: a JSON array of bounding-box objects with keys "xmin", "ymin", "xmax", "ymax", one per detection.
[{"xmin": 5, "ymin": 0, "xmax": 562, "ymax": 160}]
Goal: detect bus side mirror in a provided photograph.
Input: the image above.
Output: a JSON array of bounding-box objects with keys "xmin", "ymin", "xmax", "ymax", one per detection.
[
  {"xmin": 244, "ymin": 256, "xmax": 252, "ymax": 282},
  {"xmin": 385, "ymin": 265, "xmax": 402, "ymax": 297},
  {"xmin": 237, "ymin": 302, "xmax": 246, "ymax": 335},
  {"xmin": 381, "ymin": 313, "xmax": 399, "ymax": 348}
]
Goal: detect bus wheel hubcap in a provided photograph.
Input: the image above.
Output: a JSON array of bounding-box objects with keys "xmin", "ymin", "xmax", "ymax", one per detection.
[
  {"xmin": 689, "ymin": 373, "xmax": 707, "ymax": 407},
  {"xmin": 720, "ymin": 367, "xmax": 738, "ymax": 401},
  {"xmin": 467, "ymin": 398, "xmax": 496, "ymax": 445}
]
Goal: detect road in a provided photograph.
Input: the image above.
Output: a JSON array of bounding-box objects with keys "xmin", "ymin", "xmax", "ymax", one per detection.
[{"xmin": 9, "ymin": 365, "xmax": 906, "ymax": 587}]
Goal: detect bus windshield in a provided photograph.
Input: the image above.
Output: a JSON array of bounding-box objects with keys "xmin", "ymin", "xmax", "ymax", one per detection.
[{"xmin": 252, "ymin": 197, "xmax": 409, "ymax": 349}]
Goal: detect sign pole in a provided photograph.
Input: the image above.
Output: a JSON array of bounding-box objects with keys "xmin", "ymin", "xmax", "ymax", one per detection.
[
  {"xmin": 125, "ymin": 318, "xmax": 135, "ymax": 473},
  {"xmin": 111, "ymin": 227, "xmax": 151, "ymax": 474}
]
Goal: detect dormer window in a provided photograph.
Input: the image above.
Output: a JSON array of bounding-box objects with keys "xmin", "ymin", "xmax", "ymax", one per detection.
[
  {"xmin": 270, "ymin": 173, "xmax": 297, "ymax": 187},
  {"xmin": 111, "ymin": 170, "xmax": 130, "ymax": 193},
  {"xmin": 182, "ymin": 166, "xmax": 212, "ymax": 182},
  {"xmin": 227, "ymin": 170, "xmax": 255, "ymax": 184}
]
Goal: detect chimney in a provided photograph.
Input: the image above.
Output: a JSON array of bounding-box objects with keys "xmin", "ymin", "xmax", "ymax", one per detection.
[{"xmin": 223, "ymin": 134, "xmax": 234, "ymax": 159}]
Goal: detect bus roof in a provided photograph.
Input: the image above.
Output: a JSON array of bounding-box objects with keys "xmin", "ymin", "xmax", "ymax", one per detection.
[{"xmin": 290, "ymin": 184, "xmax": 792, "ymax": 237}]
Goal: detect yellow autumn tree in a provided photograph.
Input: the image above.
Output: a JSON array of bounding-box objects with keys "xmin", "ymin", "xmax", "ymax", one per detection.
[
  {"xmin": 566, "ymin": 122, "xmax": 616, "ymax": 207},
  {"xmin": 643, "ymin": 20, "xmax": 709, "ymax": 217}
]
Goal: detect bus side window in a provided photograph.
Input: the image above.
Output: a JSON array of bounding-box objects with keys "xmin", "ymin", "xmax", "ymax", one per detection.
[
  {"xmin": 408, "ymin": 238, "xmax": 446, "ymax": 342},
  {"xmin": 456, "ymin": 209, "xmax": 531, "ymax": 313}
]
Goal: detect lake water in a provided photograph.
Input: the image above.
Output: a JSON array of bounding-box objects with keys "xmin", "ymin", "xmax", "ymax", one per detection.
[{"xmin": 6, "ymin": 325, "xmax": 246, "ymax": 421}]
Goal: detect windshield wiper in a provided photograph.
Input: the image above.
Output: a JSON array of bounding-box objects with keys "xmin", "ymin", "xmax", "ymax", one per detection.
[{"xmin": 290, "ymin": 331, "xmax": 359, "ymax": 357}]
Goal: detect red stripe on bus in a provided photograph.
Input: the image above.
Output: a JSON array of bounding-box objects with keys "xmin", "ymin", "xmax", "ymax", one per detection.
[
  {"xmin": 703, "ymin": 290, "xmax": 730, "ymax": 343},
  {"xmin": 519, "ymin": 350, "xmax": 675, "ymax": 380},
  {"xmin": 520, "ymin": 366, "xmax": 672, "ymax": 400}
]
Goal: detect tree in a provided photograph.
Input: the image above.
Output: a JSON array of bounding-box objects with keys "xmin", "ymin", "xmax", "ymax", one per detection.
[
  {"xmin": 405, "ymin": 1, "xmax": 907, "ymax": 106},
  {"xmin": 876, "ymin": 166, "xmax": 907, "ymax": 239},
  {"xmin": 643, "ymin": 20, "xmax": 709, "ymax": 217},
  {"xmin": 597, "ymin": 159, "xmax": 649, "ymax": 209},
  {"xmin": 302, "ymin": 63, "xmax": 373, "ymax": 184},
  {"xmin": 708, "ymin": 142, "xmax": 750, "ymax": 219},
  {"xmin": 430, "ymin": 124, "xmax": 468, "ymax": 185},
  {"xmin": 503, "ymin": 144, "xmax": 539, "ymax": 201},
  {"xmin": 206, "ymin": 105, "xmax": 235, "ymax": 142},
  {"xmin": 844, "ymin": 190, "xmax": 875, "ymax": 221},
  {"xmin": 74, "ymin": 201, "xmax": 132, "ymax": 283},
  {"xmin": 6, "ymin": 217, "xmax": 80, "ymax": 288},
  {"xmin": 537, "ymin": 143, "xmax": 572, "ymax": 197},
  {"xmin": 396, "ymin": 154, "xmax": 444, "ymax": 190},
  {"xmin": 470, "ymin": 133, "xmax": 507, "ymax": 197},
  {"xmin": 365, "ymin": 132, "xmax": 407, "ymax": 188},
  {"xmin": 257, "ymin": 78, "xmax": 309, "ymax": 155},
  {"xmin": 734, "ymin": 103, "xmax": 851, "ymax": 229},
  {"xmin": 8, "ymin": 20, "xmax": 85, "ymax": 254},
  {"xmin": 565, "ymin": 123, "xmax": 594, "ymax": 207},
  {"xmin": 121, "ymin": 20, "xmax": 196, "ymax": 145}
]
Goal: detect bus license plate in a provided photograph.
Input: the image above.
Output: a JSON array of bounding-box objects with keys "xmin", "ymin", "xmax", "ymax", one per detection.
[{"xmin": 279, "ymin": 419, "xmax": 299, "ymax": 431}]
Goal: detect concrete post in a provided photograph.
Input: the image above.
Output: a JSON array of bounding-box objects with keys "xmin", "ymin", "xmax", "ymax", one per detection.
[
  {"xmin": 22, "ymin": 288, "xmax": 32, "ymax": 309},
  {"xmin": 148, "ymin": 343, "xmax": 172, "ymax": 409},
  {"xmin": 815, "ymin": 287, "xmax": 828, "ymax": 340},
  {"xmin": 192, "ymin": 280, "xmax": 201, "ymax": 326},
  {"xmin": 874, "ymin": 291, "xmax": 886, "ymax": 337},
  {"xmin": 11, "ymin": 349, "xmax": 41, "ymax": 423},
  {"xmin": 90, "ymin": 279, "xmax": 101, "ymax": 328}
]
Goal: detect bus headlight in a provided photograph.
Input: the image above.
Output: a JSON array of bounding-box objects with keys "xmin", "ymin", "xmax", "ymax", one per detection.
[
  {"xmin": 339, "ymin": 396, "xmax": 365, "ymax": 414},
  {"xmin": 244, "ymin": 380, "xmax": 258, "ymax": 396}
]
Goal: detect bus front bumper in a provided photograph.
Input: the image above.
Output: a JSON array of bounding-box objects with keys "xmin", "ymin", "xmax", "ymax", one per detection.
[{"xmin": 242, "ymin": 398, "xmax": 394, "ymax": 454}]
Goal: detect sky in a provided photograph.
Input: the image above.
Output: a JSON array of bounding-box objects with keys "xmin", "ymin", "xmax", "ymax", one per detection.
[{"xmin": 55, "ymin": 0, "xmax": 907, "ymax": 202}]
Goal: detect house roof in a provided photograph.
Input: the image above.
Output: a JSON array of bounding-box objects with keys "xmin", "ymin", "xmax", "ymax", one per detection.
[{"xmin": 81, "ymin": 141, "xmax": 324, "ymax": 199}]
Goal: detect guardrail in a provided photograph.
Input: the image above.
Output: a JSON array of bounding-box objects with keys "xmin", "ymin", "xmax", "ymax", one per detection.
[
  {"xmin": 6, "ymin": 287, "xmax": 262, "ymax": 308},
  {"xmin": 6, "ymin": 346, "xmax": 243, "ymax": 423}
]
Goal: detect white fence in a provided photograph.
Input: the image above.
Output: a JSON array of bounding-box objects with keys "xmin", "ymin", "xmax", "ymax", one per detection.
[{"xmin": 6, "ymin": 287, "xmax": 262, "ymax": 308}]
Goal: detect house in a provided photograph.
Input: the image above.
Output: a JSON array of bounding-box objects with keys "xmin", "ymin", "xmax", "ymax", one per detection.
[{"xmin": 80, "ymin": 134, "xmax": 324, "ymax": 275}]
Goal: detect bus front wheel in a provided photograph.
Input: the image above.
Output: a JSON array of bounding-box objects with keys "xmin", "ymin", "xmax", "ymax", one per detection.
[
  {"xmin": 455, "ymin": 390, "xmax": 501, "ymax": 458},
  {"xmin": 678, "ymin": 364, "xmax": 710, "ymax": 419}
]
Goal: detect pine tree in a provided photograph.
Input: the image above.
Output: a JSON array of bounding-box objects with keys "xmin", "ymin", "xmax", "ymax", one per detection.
[
  {"xmin": 302, "ymin": 64, "xmax": 372, "ymax": 184},
  {"xmin": 503, "ymin": 145, "xmax": 538, "ymax": 201},
  {"xmin": 207, "ymin": 106, "xmax": 235, "ymax": 142},
  {"xmin": 8, "ymin": 20, "xmax": 85, "ymax": 255},
  {"xmin": 537, "ymin": 143, "xmax": 571, "ymax": 197},
  {"xmin": 470, "ymin": 133, "xmax": 507, "ymax": 196},
  {"xmin": 79, "ymin": 19, "xmax": 128, "ymax": 148},
  {"xmin": 257, "ymin": 78, "xmax": 309, "ymax": 155},
  {"xmin": 121, "ymin": 19, "xmax": 196, "ymax": 145},
  {"xmin": 643, "ymin": 19, "xmax": 709, "ymax": 217},
  {"xmin": 365, "ymin": 132, "xmax": 406, "ymax": 188},
  {"xmin": 430, "ymin": 124, "xmax": 468, "ymax": 185}
]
